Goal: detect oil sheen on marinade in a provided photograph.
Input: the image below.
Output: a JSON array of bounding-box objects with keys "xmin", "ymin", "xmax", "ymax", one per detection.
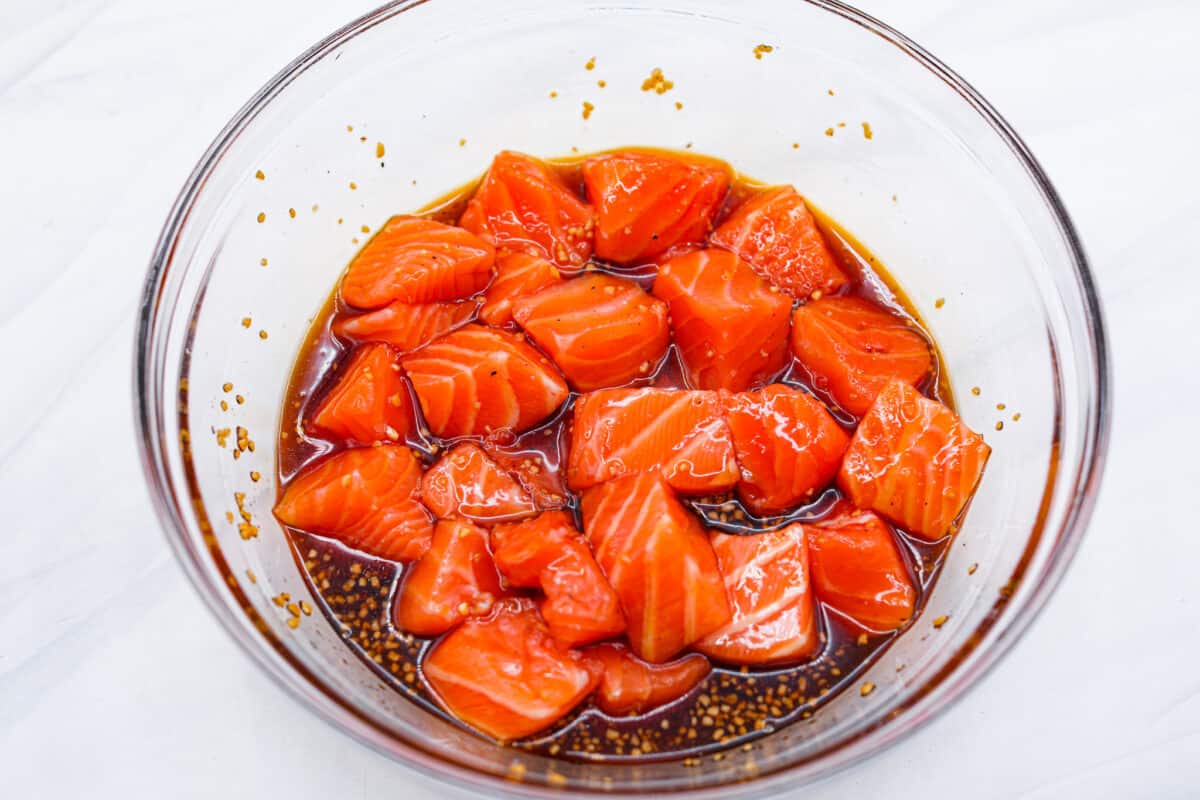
[{"xmin": 276, "ymin": 150, "xmax": 955, "ymax": 762}]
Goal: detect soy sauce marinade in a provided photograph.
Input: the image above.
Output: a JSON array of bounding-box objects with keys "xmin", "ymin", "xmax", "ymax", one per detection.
[{"xmin": 277, "ymin": 150, "xmax": 955, "ymax": 762}]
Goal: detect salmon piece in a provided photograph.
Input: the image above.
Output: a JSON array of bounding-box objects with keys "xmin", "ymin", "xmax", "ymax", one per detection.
[
  {"xmin": 568, "ymin": 388, "xmax": 739, "ymax": 495},
  {"xmin": 512, "ymin": 273, "xmax": 670, "ymax": 392},
  {"xmin": 721, "ymin": 385, "xmax": 850, "ymax": 516},
  {"xmin": 710, "ymin": 186, "xmax": 847, "ymax": 299},
  {"xmin": 478, "ymin": 250, "xmax": 564, "ymax": 327},
  {"xmin": 306, "ymin": 343, "xmax": 418, "ymax": 446},
  {"xmin": 393, "ymin": 517, "xmax": 506, "ymax": 636},
  {"xmin": 653, "ymin": 249, "xmax": 792, "ymax": 391},
  {"xmin": 791, "ymin": 295, "xmax": 933, "ymax": 416},
  {"xmin": 459, "ymin": 150, "xmax": 595, "ymax": 269},
  {"xmin": 695, "ymin": 523, "xmax": 820, "ymax": 665},
  {"xmin": 582, "ymin": 150, "xmax": 730, "ymax": 264},
  {"xmin": 482, "ymin": 435, "xmax": 571, "ymax": 510},
  {"xmin": 808, "ymin": 508, "xmax": 917, "ymax": 632},
  {"xmin": 274, "ymin": 445, "xmax": 433, "ymax": 562},
  {"xmin": 421, "ymin": 443, "xmax": 537, "ymax": 523},
  {"xmin": 400, "ymin": 325, "xmax": 569, "ymax": 438},
  {"xmin": 422, "ymin": 597, "xmax": 602, "ymax": 741},
  {"xmin": 582, "ymin": 473, "xmax": 731, "ymax": 662},
  {"xmin": 333, "ymin": 299, "xmax": 478, "ymax": 353},
  {"xmin": 584, "ymin": 643, "xmax": 711, "ymax": 716},
  {"xmin": 340, "ymin": 216, "xmax": 495, "ymax": 310},
  {"xmin": 491, "ymin": 511, "xmax": 626, "ymax": 647},
  {"xmin": 838, "ymin": 380, "xmax": 990, "ymax": 540}
]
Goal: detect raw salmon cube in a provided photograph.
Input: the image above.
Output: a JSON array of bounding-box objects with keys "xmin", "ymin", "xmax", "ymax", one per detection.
[
  {"xmin": 273, "ymin": 445, "xmax": 433, "ymax": 562},
  {"xmin": 583, "ymin": 643, "xmax": 711, "ymax": 716},
  {"xmin": 791, "ymin": 295, "xmax": 933, "ymax": 416},
  {"xmin": 721, "ymin": 385, "xmax": 850, "ymax": 515},
  {"xmin": 582, "ymin": 150, "xmax": 730, "ymax": 264},
  {"xmin": 459, "ymin": 150, "xmax": 595, "ymax": 268},
  {"xmin": 491, "ymin": 510, "xmax": 625, "ymax": 647},
  {"xmin": 710, "ymin": 185, "xmax": 847, "ymax": 299},
  {"xmin": 307, "ymin": 343, "xmax": 417, "ymax": 446},
  {"xmin": 401, "ymin": 325, "xmax": 569, "ymax": 439},
  {"xmin": 420, "ymin": 442, "xmax": 537, "ymax": 523},
  {"xmin": 653, "ymin": 249, "xmax": 792, "ymax": 391},
  {"xmin": 838, "ymin": 380, "xmax": 990, "ymax": 539},
  {"xmin": 582, "ymin": 473, "xmax": 732, "ymax": 662},
  {"xmin": 512, "ymin": 273, "xmax": 670, "ymax": 391},
  {"xmin": 334, "ymin": 299, "xmax": 478, "ymax": 354},
  {"xmin": 421, "ymin": 598, "xmax": 601, "ymax": 741},
  {"xmin": 568, "ymin": 388, "xmax": 739, "ymax": 495},
  {"xmin": 695, "ymin": 523, "xmax": 820, "ymax": 665},
  {"xmin": 341, "ymin": 216, "xmax": 494, "ymax": 310},
  {"xmin": 808, "ymin": 507, "xmax": 917, "ymax": 632},
  {"xmin": 393, "ymin": 517, "xmax": 506, "ymax": 636}
]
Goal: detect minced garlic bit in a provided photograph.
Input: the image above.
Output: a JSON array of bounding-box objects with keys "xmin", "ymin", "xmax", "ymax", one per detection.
[
  {"xmin": 259, "ymin": 329, "xmax": 269, "ymax": 340},
  {"xmin": 585, "ymin": 56, "xmax": 596, "ymax": 71},
  {"xmin": 254, "ymin": 169, "xmax": 265, "ymax": 180},
  {"xmin": 346, "ymin": 124, "xmax": 354, "ymax": 132},
  {"xmin": 235, "ymin": 394, "xmax": 244, "ymax": 405},
  {"xmin": 549, "ymin": 90, "xmax": 558, "ymax": 99},
  {"xmin": 860, "ymin": 682, "xmax": 875, "ymax": 697},
  {"xmin": 971, "ymin": 386, "xmax": 981, "ymax": 396},
  {"xmin": 250, "ymin": 470, "xmax": 261, "ymax": 482},
  {"xmin": 235, "ymin": 491, "xmax": 258, "ymax": 540},
  {"xmin": 256, "ymin": 212, "xmax": 265, "ymax": 223},
  {"xmin": 753, "ymin": 44, "xmax": 774, "ymax": 60},
  {"xmin": 582, "ymin": 101, "xmax": 595, "ymax": 120},
  {"xmin": 598, "ymin": 79, "xmax": 607, "ymax": 88},
  {"xmin": 932, "ymin": 614, "xmax": 949, "ymax": 629},
  {"xmin": 1012, "ymin": 412, "xmax": 1022, "ymax": 421},
  {"xmin": 995, "ymin": 420, "xmax": 1004, "ymax": 431},
  {"xmin": 215, "ymin": 428, "xmax": 231, "ymax": 447},
  {"xmin": 675, "ymin": 101, "xmax": 684, "ymax": 110},
  {"xmin": 288, "ymin": 207, "xmax": 296, "ymax": 218},
  {"xmin": 458, "ymin": 138, "xmax": 467, "ymax": 147},
  {"xmin": 246, "ymin": 569, "xmax": 256, "ymax": 583},
  {"xmin": 260, "ymin": 257, "xmax": 268, "ymax": 266},
  {"xmin": 241, "ymin": 317, "xmax": 252, "ymax": 328},
  {"xmin": 641, "ymin": 67, "xmax": 674, "ymax": 94},
  {"xmin": 827, "ymin": 88, "xmax": 835, "ymax": 96},
  {"xmin": 219, "ymin": 400, "xmax": 228, "ymax": 412},
  {"xmin": 792, "ymin": 142, "xmax": 799, "ymax": 149},
  {"xmin": 862, "ymin": 121, "xmax": 874, "ymax": 140},
  {"xmin": 968, "ymin": 563, "xmax": 979, "ymax": 575},
  {"xmin": 824, "ymin": 127, "xmax": 834, "ymax": 137},
  {"xmin": 222, "ymin": 382, "xmax": 234, "ymax": 393},
  {"xmin": 934, "ymin": 297, "xmax": 945, "ymax": 309},
  {"xmin": 837, "ymin": 121, "xmax": 846, "ymax": 128},
  {"xmin": 856, "ymin": 632, "xmax": 869, "ymax": 646},
  {"xmin": 348, "ymin": 181, "xmax": 357, "ymax": 190},
  {"xmin": 376, "ymin": 142, "xmax": 385, "ymax": 158},
  {"xmin": 361, "ymin": 224, "xmax": 371, "ymax": 234},
  {"xmin": 996, "ymin": 402, "xmax": 1007, "ymax": 410}
]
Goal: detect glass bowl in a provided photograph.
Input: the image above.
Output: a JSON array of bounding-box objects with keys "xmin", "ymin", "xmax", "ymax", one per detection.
[{"xmin": 134, "ymin": 0, "xmax": 1109, "ymax": 795}]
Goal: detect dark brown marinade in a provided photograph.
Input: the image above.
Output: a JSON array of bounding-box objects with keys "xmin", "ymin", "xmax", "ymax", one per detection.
[{"xmin": 275, "ymin": 148, "xmax": 956, "ymax": 762}]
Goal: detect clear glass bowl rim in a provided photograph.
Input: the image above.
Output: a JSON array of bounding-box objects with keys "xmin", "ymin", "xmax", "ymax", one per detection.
[{"xmin": 133, "ymin": 0, "xmax": 1111, "ymax": 795}]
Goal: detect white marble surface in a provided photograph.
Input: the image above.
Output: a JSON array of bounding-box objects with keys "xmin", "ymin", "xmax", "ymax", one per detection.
[{"xmin": 1, "ymin": 0, "xmax": 1197, "ymax": 796}]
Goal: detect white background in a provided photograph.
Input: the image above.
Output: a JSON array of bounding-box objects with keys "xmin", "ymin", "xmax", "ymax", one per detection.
[{"xmin": 1, "ymin": 0, "xmax": 1197, "ymax": 797}]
